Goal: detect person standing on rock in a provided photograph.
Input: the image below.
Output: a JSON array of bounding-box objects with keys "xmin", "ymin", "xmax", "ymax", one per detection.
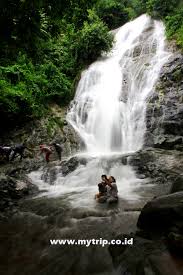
[
  {"xmin": 11, "ymin": 143, "xmax": 29, "ymax": 161},
  {"xmin": 51, "ymin": 142, "xmax": 63, "ymax": 161},
  {"xmin": 39, "ymin": 144, "xmax": 52, "ymax": 163}
]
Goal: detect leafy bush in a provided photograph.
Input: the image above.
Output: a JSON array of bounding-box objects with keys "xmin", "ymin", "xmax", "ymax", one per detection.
[
  {"xmin": 165, "ymin": 8, "xmax": 183, "ymax": 47},
  {"xmin": 75, "ymin": 10, "xmax": 114, "ymax": 64},
  {"xmin": 146, "ymin": 0, "xmax": 180, "ymax": 17},
  {"xmin": 0, "ymin": 8, "xmax": 113, "ymax": 126},
  {"xmin": 95, "ymin": 0, "xmax": 129, "ymax": 29},
  {"xmin": 0, "ymin": 54, "xmax": 72, "ymax": 124}
]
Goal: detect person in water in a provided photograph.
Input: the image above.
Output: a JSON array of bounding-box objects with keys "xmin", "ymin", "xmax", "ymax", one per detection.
[
  {"xmin": 95, "ymin": 175, "xmax": 108, "ymax": 201},
  {"xmin": 106, "ymin": 176, "xmax": 118, "ymax": 203},
  {"xmin": 40, "ymin": 144, "xmax": 53, "ymax": 163}
]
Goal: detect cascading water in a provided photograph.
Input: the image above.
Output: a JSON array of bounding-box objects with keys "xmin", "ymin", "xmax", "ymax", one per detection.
[
  {"xmin": 29, "ymin": 15, "xmax": 171, "ymax": 206},
  {"xmin": 67, "ymin": 14, "xmax": 170, "ymax": 154}
]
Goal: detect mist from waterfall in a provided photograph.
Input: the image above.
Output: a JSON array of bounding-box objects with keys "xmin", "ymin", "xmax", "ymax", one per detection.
[{"xmin": 67, "ymin": 14, "xmax": 170, "ymax": 155}]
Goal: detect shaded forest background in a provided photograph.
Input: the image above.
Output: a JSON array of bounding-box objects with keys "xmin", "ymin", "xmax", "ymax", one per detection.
[{"xmin": 0, "ymin": 0, "xmax": 182, "ymax": 128}]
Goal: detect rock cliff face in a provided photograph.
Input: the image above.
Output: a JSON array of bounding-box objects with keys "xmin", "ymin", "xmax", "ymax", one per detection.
[
  {"xmin": 129, "ymin": 148, "xmax": 183, "ymax": 185},
  {"xmin": 145, "ymin": 52, "xmax": 183, "ymax": 150},
  {"xmin": 129, "ymin": 49, "xmax": 183, "ymax": 185},
  {"xmin": 0, "ymin": 105, "xmax": 81, "ymax": 162}
]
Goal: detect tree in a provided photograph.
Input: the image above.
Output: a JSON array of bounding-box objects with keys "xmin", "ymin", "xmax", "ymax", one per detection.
[
  {"xmin": 75, "ymin": 9, "xmax": 114, "ymax": 64},
  {"xmin": 146, "ymin": 0, "xmax": 180, "ymax": 18},
  {"xmin": 95, "ymin": 0, "xmax": 129, "ymax": 29}
]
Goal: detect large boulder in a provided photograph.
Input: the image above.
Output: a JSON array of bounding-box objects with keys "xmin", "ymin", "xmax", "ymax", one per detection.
[
  {"xmin": 61, "ymin": 157, "xmax": 80, "ymax": 176},
  {"xmin": 170, "ymin": 175, "xmax": 183, "ymax": 193},
  {"xmin": 129, "ymin": 148, "xmax": 183, "ymax": 184},
  {"xmin": 109, "ymin": 234, "xmax": 183, "ymax": 275},
  {"xmin": 109, "ymin": 191, "xmax": 183, "ymax": 274},
  {"xmin": 61, "ymin": 156, "xmax": 87, "ymax": 176},
  {"xmin": 0, "ymin": 174, "xmax": 38, "ymax": 212},
  {"xmin": 137, "ymin": 192, "xmax": 183, "ymax": 232}
]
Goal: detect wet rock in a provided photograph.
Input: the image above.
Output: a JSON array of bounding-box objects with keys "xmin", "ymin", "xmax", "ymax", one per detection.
[
  {"xmin": 41, "ymin": 164, "xmax": 61, "ymax": 185},
  {"xmin": 170, "ymin": 175, "xmax": 183, "ymax": 194},
  {"xmin": 129, "ymin": 148, "xmax": 183, "ymax": 184},
  {"xmin": 167, "ymin": 232, "xmax": 183, "ymax": 254},
  {"xmin": 110, "ymin": 191, "xmax": 183, "ymax": 274},
  {"xmin": 109, "ymin": 234, "xmax": 183, "ymax": 275},
  {"xmin": 145, "ymin": 53, "xmax": 183, "ymax": 150},
  {"xmin": 61, "ymin": 157, "xmax": 81, "ymax": 176},
  {"xmin": 0, "ymin": 104, "xmax": 82, "ymax": 168},
  {"xmin": 0, "ymin": 174, "xmax": 38, "ymax": 211},
  {"xmin": 154, "ymin": 136, "xmax": 183, "ymax": 150},
  {"xmin": 41, "ymin": 156, "xmax": 87, "ymax": 181},
  {"xmin": 71, "ymin": 208, "xmax": 109, "ymax": 219},
  {"xmin": 137, "ymin": 192, "xmax": 183, "ymax": 232}
]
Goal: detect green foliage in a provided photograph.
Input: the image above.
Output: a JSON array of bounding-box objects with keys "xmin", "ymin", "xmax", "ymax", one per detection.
[
  {"xmin": 129, "ymin": 0, "xmax": 148, "ymax": 15},
  {"xmin": 0, "ymin": 0, "xmax": 48, "ymax": 58},
  {"xmin": 0, "ymin": 2, "xmax": 114, "ymax": 127},
  {"xmin": 146, "ymin": 0, "xmax": 180, "ymax": 18},
  {"xmin": 1, "ymin": 0, "xmax": 183, "ymax": 128},
  {"xmin": 95, "ymin": 0, "xmax": 129, "ymax": 29},
  {"xmin": 75, "ymin": 10, "xmax": 114, "ymax": 64},
  {"xmin": 176, "ymin": 26, "xmax": 183, "ymax": 47},
  {"xmin": 0, "ymin": 53, "xmax": 72, "ymax": 124},
  {"xmin": 46, "ymin": 116, "xmax": 65, "ymax": 136},
  {"xmin": 165, "ymin": 7, "xmax": 183, "ymax": 47}
]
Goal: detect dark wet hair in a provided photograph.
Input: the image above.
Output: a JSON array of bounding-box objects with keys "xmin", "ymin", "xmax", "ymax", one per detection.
[
  {"xmin": 101, "ymin": 175, "xmax": 107, "ymax": 180},
  {"xmin": 110, "ymin": 176, "xmax": 116, "ymax": 183}
]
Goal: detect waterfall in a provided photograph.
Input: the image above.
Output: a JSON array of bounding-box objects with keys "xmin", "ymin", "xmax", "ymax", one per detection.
[
  {"xmin": 67, "ymin": 14, "xmax": 170, "ymax": 155},
  {"xmin": 29, "ymin": 15, "xmax": 171, "ymax": 206}
]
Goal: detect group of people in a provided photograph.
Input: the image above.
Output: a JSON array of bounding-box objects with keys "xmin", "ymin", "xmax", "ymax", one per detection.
[
  {"xmin": 39, "ymin": 143, "xmax": 63, "ymax": 163},
  {"xmin": 1, "ymin": 143, "xmax": 119, "ymax": 203},
  {"xmin": 0, "ymin": 144, "xmax": 28, "ymax": 162},
  {"xmin": 0, "ymin": 142, "xmax": 63, "ymax": 163},
  {"xmin": 95, "ymin": 175, "xmax": 118, "ymax": 204}
]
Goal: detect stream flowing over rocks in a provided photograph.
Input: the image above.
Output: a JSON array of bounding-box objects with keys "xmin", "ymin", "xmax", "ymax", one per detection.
[{"xmin": 0, "ymin": 14, "xmax": 183, "ymax": 275}]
